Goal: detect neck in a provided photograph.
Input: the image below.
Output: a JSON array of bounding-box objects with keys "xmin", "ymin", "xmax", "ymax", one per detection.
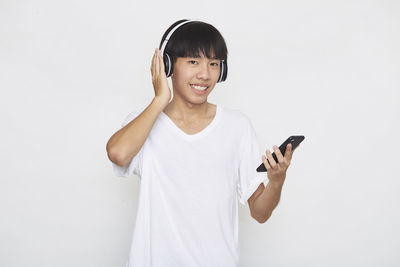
[{"xmin": 164, "ymin": 98, "xmax": 213, "ymax": 121}]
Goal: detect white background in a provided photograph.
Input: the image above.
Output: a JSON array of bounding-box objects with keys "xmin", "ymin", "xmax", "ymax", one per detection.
[{"xmin": 1, "ymin": 0, "xmax": 399, "ymax": 266}]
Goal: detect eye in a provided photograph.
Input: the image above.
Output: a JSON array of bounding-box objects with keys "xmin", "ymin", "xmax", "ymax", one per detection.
[
  {"xmin": 189, "ymin": 60, "xmax": 198, "ymax": 65},
  {"xmin": 210, "ymin": 62, "xmax": 219, "ymax": 67}
]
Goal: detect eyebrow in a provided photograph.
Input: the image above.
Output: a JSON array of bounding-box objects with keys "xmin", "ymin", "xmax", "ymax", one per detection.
[{"xmin": 188, "ymin": 55, "xmax": 219, "ymax": 60}]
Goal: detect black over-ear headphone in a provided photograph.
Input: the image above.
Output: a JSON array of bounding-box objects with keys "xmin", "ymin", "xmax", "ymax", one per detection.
[{"xmin": 159, "ymin": 20, "xmax": 228, "ymax": 83}]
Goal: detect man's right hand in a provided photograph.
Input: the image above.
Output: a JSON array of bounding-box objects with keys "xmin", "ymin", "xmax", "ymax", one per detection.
[{"xmin": 151, "ymin": 48, "xmax": 171, "ymax": 107}]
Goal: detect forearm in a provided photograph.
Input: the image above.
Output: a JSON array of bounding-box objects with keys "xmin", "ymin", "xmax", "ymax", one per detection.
[
  {"xmin": 253, "ymin": 181, "xmax": 284, "ymax": 223},
  {"xmin": 106, "ymin": 97, "xmax": 167, "ymax": 166}
]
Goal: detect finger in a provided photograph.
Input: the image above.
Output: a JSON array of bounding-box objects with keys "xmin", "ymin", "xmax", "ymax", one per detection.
[
  {"xmin": 151, "ymin": 49, "xmax": 157, "ymax": 76},
  {"xmin": 266, "ymin": 149, "xmax": 277, "ymax": 168},
  {"xmin": 158, "ymin": 48, "xmax": 166, "ymax": 75},
  {"xmin": 262, "ymin": 155, "xmax": 271, "ymax": 171},
  {"xmin": 155, "ymin": 48, "xmax": 160, "ymax": 76},
  {"xmin": 273, "ymin": 145, "xmax": 285, "ymax": 164},
  {"xmin": 285, "ymin": 143, "xmax": 293, "ymax": 162}
]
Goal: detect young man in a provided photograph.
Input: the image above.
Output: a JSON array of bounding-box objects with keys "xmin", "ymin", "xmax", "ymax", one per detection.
[{"xmin": 106, "ymin": 19, "xmax": 295, "ymax": 267}]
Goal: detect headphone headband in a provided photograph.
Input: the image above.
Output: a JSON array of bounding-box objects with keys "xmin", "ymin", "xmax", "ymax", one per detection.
[{"xmin": 160, "ymin": 20, "xmax": 193, "ymax": 55}]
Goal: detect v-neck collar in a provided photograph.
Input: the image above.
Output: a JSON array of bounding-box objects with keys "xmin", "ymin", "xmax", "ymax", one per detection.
[{"xmin": 159, "ymin": 105, "xmax": 222, "ymax": 142}]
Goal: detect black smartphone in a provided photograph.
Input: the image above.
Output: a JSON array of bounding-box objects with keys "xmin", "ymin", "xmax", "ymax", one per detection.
[{"xmin": 256, "ymin": 135, "xmax": 305, "ymax": 172}]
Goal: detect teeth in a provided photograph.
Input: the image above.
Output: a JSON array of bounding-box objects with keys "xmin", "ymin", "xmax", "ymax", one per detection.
[{"xmin": 191, "ymin": 84, "xmax": 208, "ymax": 91}]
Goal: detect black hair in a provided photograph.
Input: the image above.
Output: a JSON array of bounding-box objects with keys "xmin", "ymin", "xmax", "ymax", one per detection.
[{"xmin": 159, "ymin": 19, "xmax": 228, "ymax": 66}]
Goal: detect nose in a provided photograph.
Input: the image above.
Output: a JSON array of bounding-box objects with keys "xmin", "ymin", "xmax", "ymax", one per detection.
[{"xmin": 196, "ymin": 62, "xmax": 211, "ymax": 80}]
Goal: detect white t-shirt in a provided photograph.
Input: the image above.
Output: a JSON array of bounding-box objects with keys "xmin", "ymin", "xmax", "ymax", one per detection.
[{"xmin": 113, "ymin": 105, "xmax": 267, "ymax": 267}]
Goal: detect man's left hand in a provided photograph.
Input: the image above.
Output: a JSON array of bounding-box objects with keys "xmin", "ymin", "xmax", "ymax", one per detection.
[{"xmin": 262, "ymin": 143, "xmax": 297, "ymax": 186}]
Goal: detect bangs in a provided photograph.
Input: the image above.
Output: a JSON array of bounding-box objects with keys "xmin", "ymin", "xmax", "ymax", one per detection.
[{"xmin": 160, "ymin": 20, "xmax": 228, "ymax": 63}]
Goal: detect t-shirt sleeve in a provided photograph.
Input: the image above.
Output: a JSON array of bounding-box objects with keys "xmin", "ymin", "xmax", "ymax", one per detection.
[
  {"xmin": 112, "ymin": 110, "xmax": 144, "ymax": 178},
  {"xmin": 237, "ymin": 117, "xmax": 268, "ymax": 207}
]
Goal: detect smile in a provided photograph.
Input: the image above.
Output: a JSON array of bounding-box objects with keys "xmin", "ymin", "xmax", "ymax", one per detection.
[
  {"xmin": 190, "ymin": 84, "xmax": 208, "ymax": 91},
  {"xmin": 190, "ymin": 84, "xmax": 209, "ymax": 95}
]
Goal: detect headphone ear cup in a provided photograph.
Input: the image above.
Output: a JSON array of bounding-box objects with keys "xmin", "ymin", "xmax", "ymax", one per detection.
[
  {"xmin": 218, "ymin": 60, "xmax": 228, "ymax": 83},
  {"xmin": 163, "ymin": 53, "xmax": 172, "ymax": 77}
]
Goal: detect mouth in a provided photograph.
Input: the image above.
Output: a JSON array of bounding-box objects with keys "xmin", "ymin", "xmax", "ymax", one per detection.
[
  {"xmin": 190, "ymin": 84, "xmax": 209, "ymax": 95},
  {"xmin": 190, "ymin": 84, "xmax": 209, "ymax": 90}
]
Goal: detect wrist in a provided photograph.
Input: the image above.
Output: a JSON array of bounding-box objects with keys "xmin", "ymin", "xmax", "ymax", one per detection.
[
  {"xmin": 152, "ymin": 97, "xmax": 169, "ymax": 112},
  {"xmin": 268, "ymin": 180, "xmax": 284, "ymax": 190}
]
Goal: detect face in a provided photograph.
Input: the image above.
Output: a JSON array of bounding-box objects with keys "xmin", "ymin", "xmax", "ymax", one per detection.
[{"xmin": 171, "ymin": 52, "xmax": 221, "ymax": 104}]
